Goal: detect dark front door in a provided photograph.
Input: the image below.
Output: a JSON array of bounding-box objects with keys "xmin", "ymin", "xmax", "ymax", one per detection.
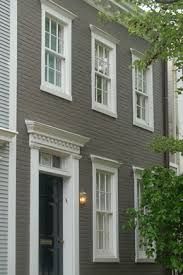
[{"xmin": 39, "ymin": 174, "xmax": 63, "ymax": 275}]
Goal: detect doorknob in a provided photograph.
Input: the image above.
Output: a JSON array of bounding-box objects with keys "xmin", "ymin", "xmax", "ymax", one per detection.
[{"xmin": 58, "ymin": 240, "xmax": 64, "ymax": 245}]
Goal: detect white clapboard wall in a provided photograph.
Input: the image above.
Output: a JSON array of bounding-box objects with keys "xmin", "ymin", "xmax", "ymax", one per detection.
[
  {"xmin": 0, "ymin": 145, "xmax": 9, "ymax": 275},
  {"xmin": 0, "ymin": 0, "xmax": 10, "ymax": 129},
  {"xmin": 0, "ymin": 0, "xmax": 10, "ymax": 274}
]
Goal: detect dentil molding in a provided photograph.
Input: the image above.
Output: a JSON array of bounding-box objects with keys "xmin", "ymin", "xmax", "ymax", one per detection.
[{"xmin": 25, "ymin": 120, "xmax": 90, "ymax": 155}]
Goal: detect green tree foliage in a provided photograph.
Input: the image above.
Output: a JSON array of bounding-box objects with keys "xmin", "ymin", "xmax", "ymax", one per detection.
[
  {"xmin": 100, "ymin": 0, "xmax": 183, "ymax": 79},
  {"xmin": 127, "ymin": 167, "xmax": 183, "ymax": 273},
  {"xmin": 99, "ymin": 1, "xmax": 183, "ymax": 272}
]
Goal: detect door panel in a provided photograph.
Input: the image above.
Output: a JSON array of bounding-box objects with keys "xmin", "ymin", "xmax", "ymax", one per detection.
[{"xmin": 39, "ymin": 174, "xmax": 63, "ymax": 275}]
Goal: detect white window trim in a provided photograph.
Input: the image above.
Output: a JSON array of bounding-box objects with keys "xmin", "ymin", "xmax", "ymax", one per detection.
[
  {"xmin": 131, "ymin": 48, "xmax": 154, "ymax": 132},
  {"xmin": 40, "ymin": 0, "xmax": 77, "ymax": 100},
  {"xmin": 91, "ymin": 154, "xmax": 120, "ymax": 262},
  {"xmin": 26, "ymin": 120, "xmax": 90, "ymax": 275},
  {"xmin": 133, "ymin": 166, "xmax": 155, "ymax": 263},
  {"xmin": 90, "ymin": 25, "xmax": 118, "ymax": 118}
]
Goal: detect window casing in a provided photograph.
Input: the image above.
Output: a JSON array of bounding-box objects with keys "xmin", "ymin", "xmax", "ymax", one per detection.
[
  {"xmin": 91, "ymin": 25, "xmax": 118, "ymax": 118},
  {"xmin": 131, "ymin": 50, "xmax": 154, "ymax": 131},
  {"xmin": 91, "ymin": 155, "xmax": 119, "ymax": 262},
  {"xmin": 40, "ymin": 0, "xmax": 76, "ymax": 100},
  {"xmin": 133, "ymin": 167, "xmax": 155, "ymax": 263}
]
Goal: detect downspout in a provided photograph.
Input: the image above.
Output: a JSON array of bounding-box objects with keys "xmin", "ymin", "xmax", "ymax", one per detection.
[{"xmin": 163, "ymin": 61, "xmax": 169, "ymax": 168}]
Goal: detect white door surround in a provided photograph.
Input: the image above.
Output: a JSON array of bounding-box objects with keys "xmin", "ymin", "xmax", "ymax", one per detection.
[{"xmin": 26, "ymin": 120, "xmax": 90, "ymax": 275}]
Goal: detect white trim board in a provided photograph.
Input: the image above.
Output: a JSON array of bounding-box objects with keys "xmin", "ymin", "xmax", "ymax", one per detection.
[
  {"xmin": 27, "ymin": 120, "xmax": 89, "ymax": 275},
  {"xmin": 8, "ymin": 1, "xmax": 17, "ymax": 275},
  {"xmin": 0, "ymin": 128, "xmax": 17, "ymax": 146},
  {"xmin": 83, "ymin": 0, "xmax": 133, "ymax": 13},
  {"xmin": 90, "ymin": 25, "xmax": 120, "ymax": 45},
  {"xmin": 41, "ymin": 0, "xmax": 77, "ymax": 19}
]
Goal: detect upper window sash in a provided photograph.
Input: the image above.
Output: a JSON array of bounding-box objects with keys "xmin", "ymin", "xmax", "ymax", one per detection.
[
  {"xmin": 90, "ymin": 25, "xmax": 118, "ymax": 118},
  {"xmin": 131, "ymin": 49, "xmax": 154, "ymax": 132},
  {"xmin": 40, "ymin": 0, "xmax": 76, "ymax": 101}
]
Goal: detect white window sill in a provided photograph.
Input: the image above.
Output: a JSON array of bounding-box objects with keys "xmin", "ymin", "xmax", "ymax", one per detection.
[
  {"xmin": 40, "ymin": 84, "xmax": 72, "ymax": 101},
  {"xmin": 92, "ymin": 103, "xmax": 117, "ymax": 118},
  {"xmin": 135, "ymin": 257, "xmax": 155, "ymax": 264},
  {"xmin": 133, "ymin": 119, "xmax": 154, "ymax": 132},
  {"xmin": 93, "ymin": 255, "xmax": 119, "ymax": 263}
]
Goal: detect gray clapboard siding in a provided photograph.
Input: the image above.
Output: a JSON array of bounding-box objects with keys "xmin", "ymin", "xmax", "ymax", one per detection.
[
  {"xmin": 0, "ymin": 0, "xmax": 10, "ymax": 129},
  {"xmin": 0, "ymin": 144, "xmax": 9, "ymax": 275}
]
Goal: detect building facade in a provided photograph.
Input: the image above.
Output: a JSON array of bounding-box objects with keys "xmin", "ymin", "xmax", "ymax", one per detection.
[{"xmin": 0, "ymin": 0, "xmax": 168, "ymax": 275}]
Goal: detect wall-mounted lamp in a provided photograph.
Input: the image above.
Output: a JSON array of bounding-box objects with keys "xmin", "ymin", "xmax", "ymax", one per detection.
[{"xmin": 80, "ymin": 192, "xmax": 87, "ymax": 206}]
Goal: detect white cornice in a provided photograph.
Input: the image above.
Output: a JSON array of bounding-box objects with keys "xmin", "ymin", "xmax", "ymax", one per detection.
[
  {"xmin": 91, "ymin": 154, "xmax": 121, "ymax": 168},
  {"xmin": 40, "ymin": 0, "xmax": 77, "ymax": 20},
  {"xmin": 0, "ymin": 128, "xmax": 17, "ymax": 146},
  {"xmin": 83, "ymin": 0, "xmax": 132, "ymax": 13},
  {"xmin": 132, "ymin": 166, "xmax": 144, "ymax": 172},
  {"xmin": 90, "ymin": 24, "xmax": 120, "ymax": 44},
  {"xmin": 130, "ymin": 48, "xmax": 144, "ymax": 58},
  {"xmin": 26, "ymin": 120, "xmax": 90, "ymax": 154}
]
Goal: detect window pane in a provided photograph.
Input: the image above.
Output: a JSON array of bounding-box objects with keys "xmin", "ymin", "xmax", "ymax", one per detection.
[
  {"xmin": 99, "ymin": 59, "xmax": 104, "ymax": 74},
  {"xmin": 100, "ymin": 173, "xmax": 105, "ymax": 191},
  {"xmin": 97, "ymin": 213, "xmax": 103, "ymax": 230},
  {"xmin": 99, "ymin": 45, "xmax": 103, "ymax": 58},
  {"xmin": 106, "ymin": 193, "xmax": 111, "ymax": 211},
  {"xmin": 100, "ymin": 192, "xmax": 105, "ymax": 211},
  {"xmin": 58, "ymin": 24, "xmax": 64, "ymax": 54},
  {"xmin": 52, "ymin": 155, "xmax": 61, "ymax": 168},
  {"xmin": 51, "ymin": 35, "xmax": 57, "ymax": 51},
  {"xmin": 142, "ymin": 107, "xmax": 145, "ymax": 120},
  {"xmin": 135, "ymin": 67, "xmax": 138, "ymax": 90},
  {"xmin": 104, "ymin": 215, "xmax": 110, "ymax": 249},
  {"xmin": 45, "ymin": 17, "xmax": 49, "ymax": 32},
  {"xmin": 143, "ymin": 71, "xmax": 146, "ymax": 93},
  {"xmin": 96, "ymin": 191, "xmax": 99, "ymax": 209},
  {"xmin": 56, "ymin": 72, "xmax": 61, "ymax": 87},
  {"xmin": 106, "ymin": 175, "xmax": 111, "ymax": 211},
  {"xmin": 103, "ymin": 79, "xmax": 108, "ymax": 105},
  {"xmin": 137, "ymin": 105, "xmax": 141, "ymax": 119},
  {"xmin": 98, "ymin": 232, "xmax": 103, "ymax": 249},
  {"xmin": 103, "ymin": 91, "xmax": 108, "ymax": 106},
  {"xmin": 96, "ymin": 172, "xmax": 100, "ymax": 191},
  {"xmin": 45, "ymin": 67, "xmax": 47, "ymax": 82},
  {"xmin": 49, "ymin": 54, "xmax": 54, "ymax": 68},
  {"xmin": 106, "ymin": 175, "xmax": 111, "ymax": 192},
  {"xmin": 51, "ymin": 20, "xmax": 56, "ymax": 35},
  {"xmin": 97, "ymin": 89, "xmax": 102, "ymax": 103},
  {"xmin": 138, "ymin": 70, "xmax": 142, "ymax": 92},
  {"xmin": 58, "ymin": 38, "xmax": 63, "ymax": 55},
  {"xmin": 136, "ymin": 94, "xmax": 141, "ymax": 106},
  {"xmin": 40, "ymin": 152, "xmax": 51, "ymax": 167},
  {"xmin": 45, "ymin": 33, "xmax": 50, "ymax": 48},
  {"xmin": 96, "ymin": 75, "xmax": 102, "ymax": 89},
  {"xmin": 96, "ymin": 213, "xmax": 104, "ymax": 249},
  {"xmin": 56, "ymin": 58, "xmax": 61, "ymax": 71},
  {"xmin": 49, "ymin": 68, "xmax": 55, "ymax": 84}
]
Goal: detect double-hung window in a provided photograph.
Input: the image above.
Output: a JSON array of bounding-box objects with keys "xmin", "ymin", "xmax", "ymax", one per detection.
[
  {"xmin": 133, "ymin": 167, "xmax": 155, "ymax": 263},
  {"xmin": 90, "ymin": 25, "xmax": 118, "ymax": 118},
  {"xmin": 131, "ymin": 49, "xmax": 154, "ymax": 131},
  {"xmin": 41, "ymin": 0, "xmax": 76, "ymax": 100},
  {"xmin": 91, "ymin": 155, "xmax": 119, "ymax": 262}
]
